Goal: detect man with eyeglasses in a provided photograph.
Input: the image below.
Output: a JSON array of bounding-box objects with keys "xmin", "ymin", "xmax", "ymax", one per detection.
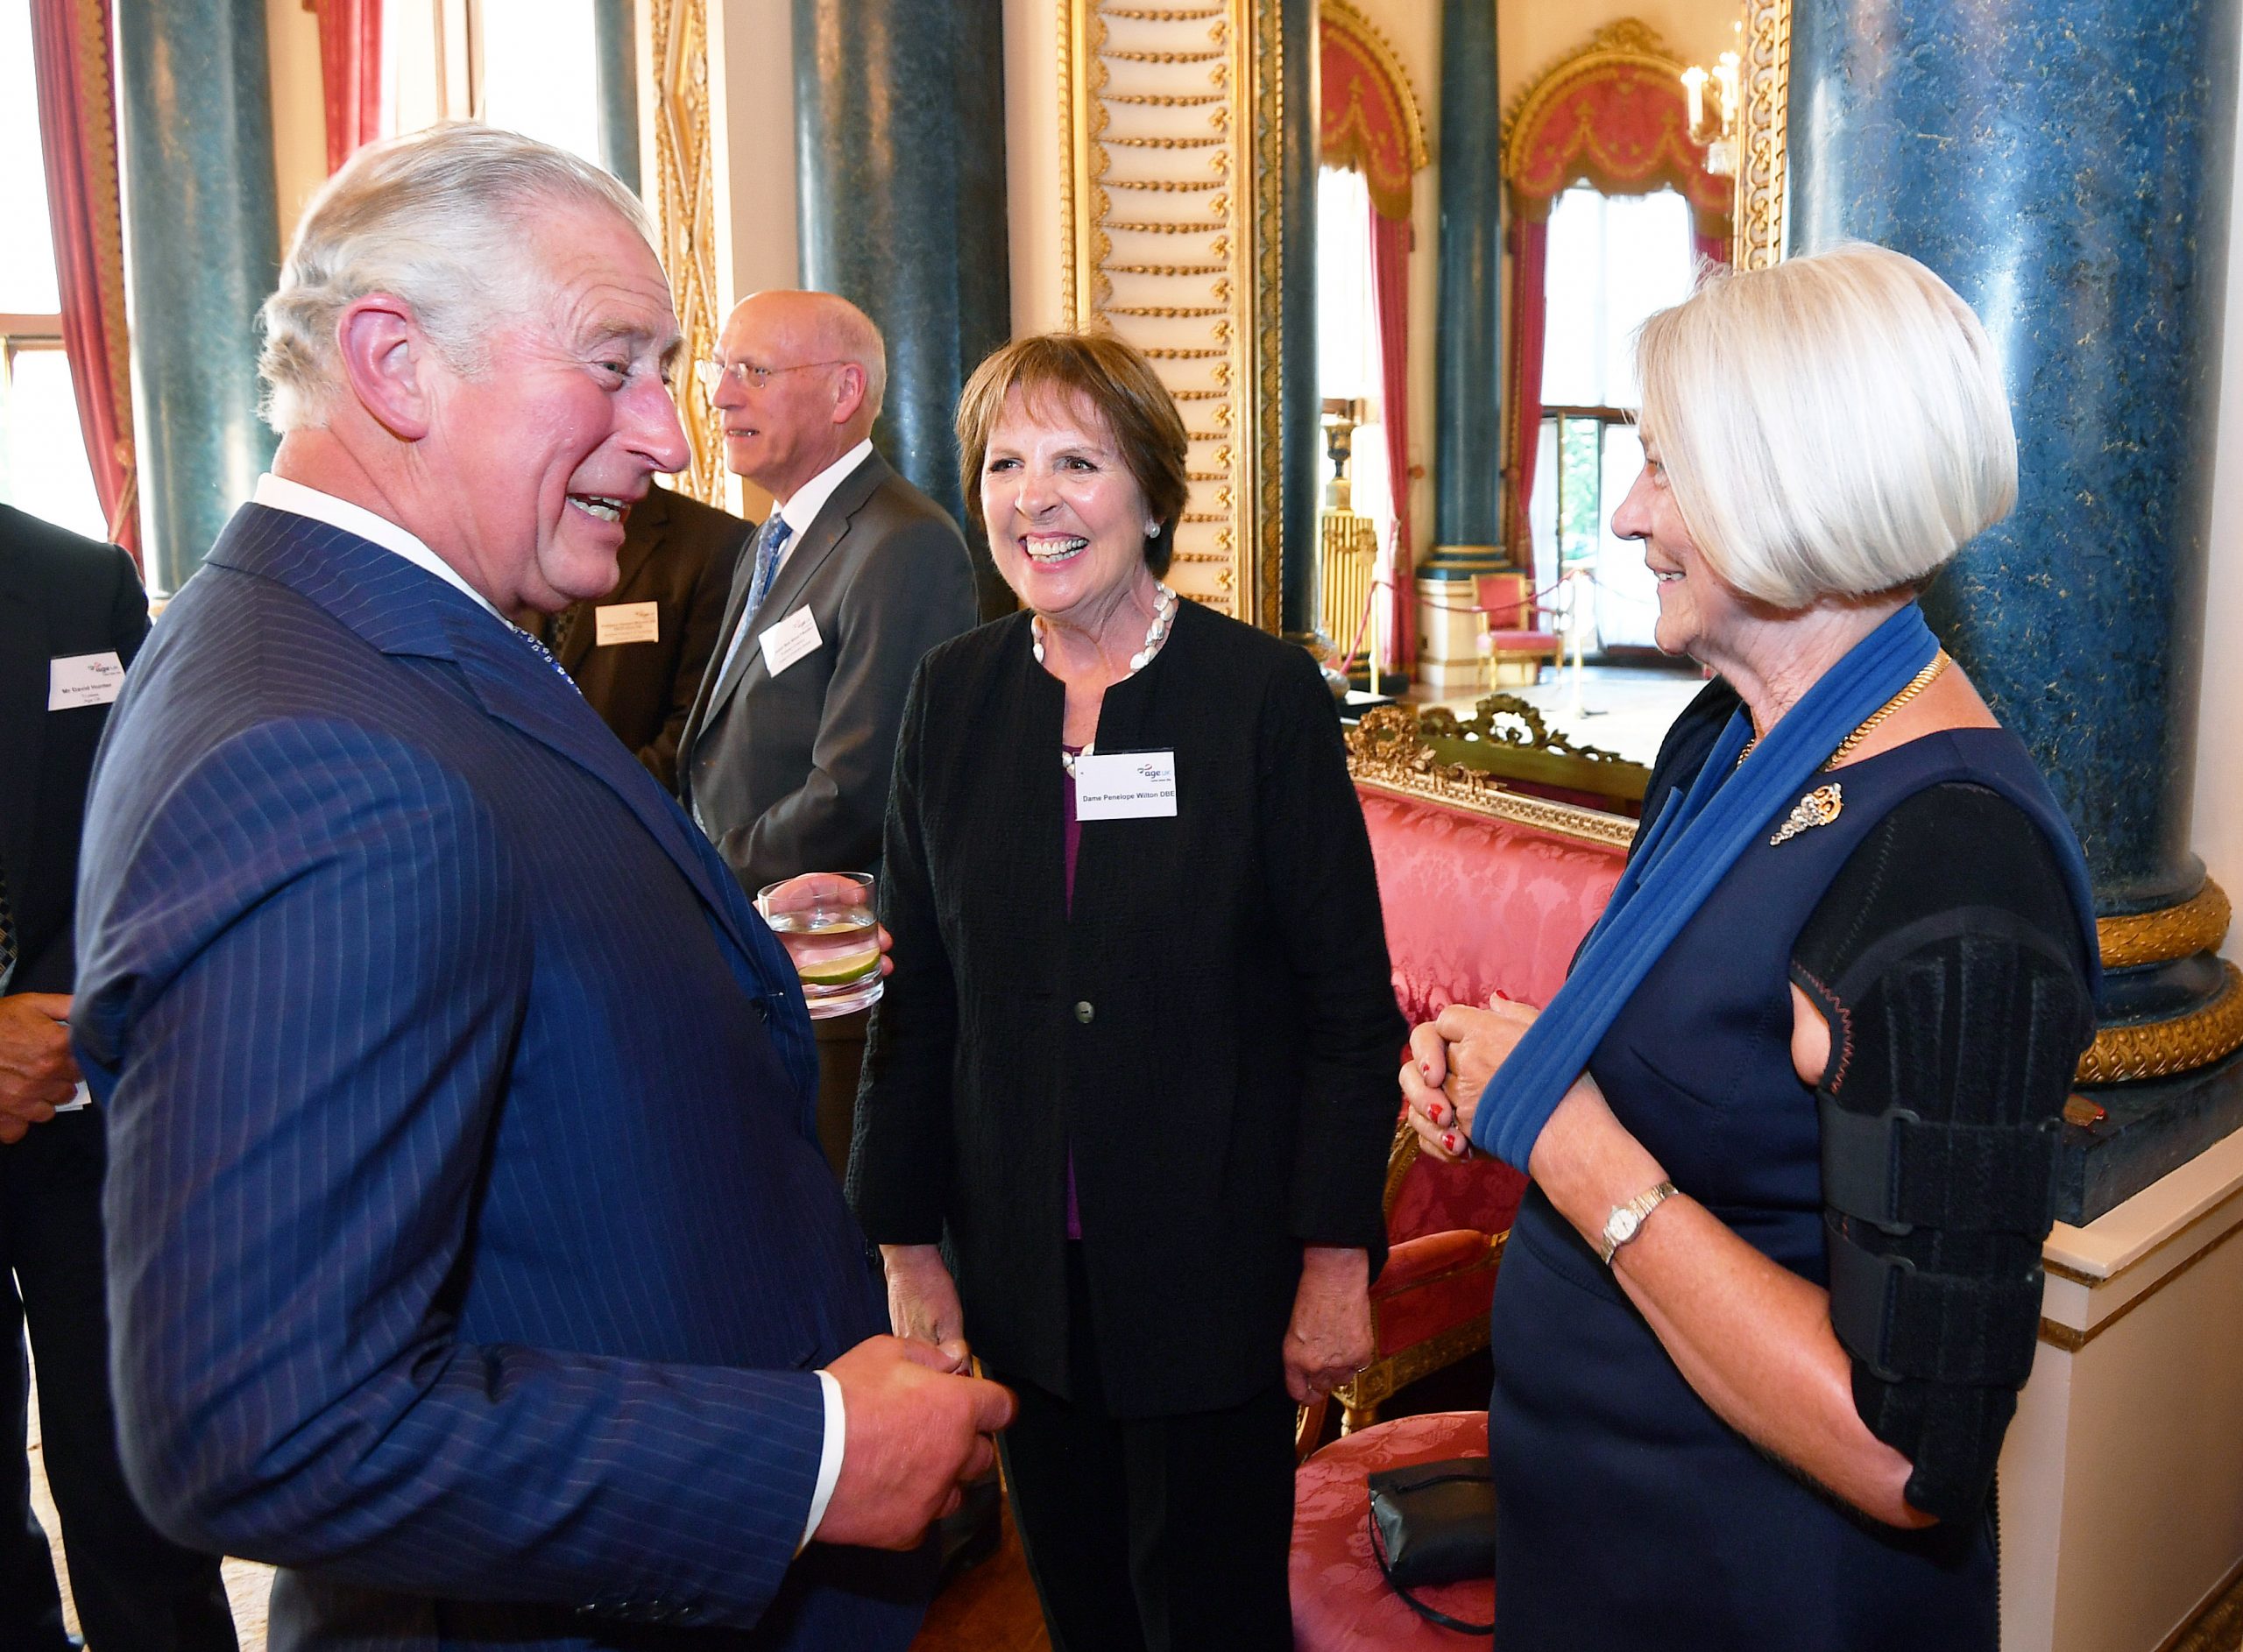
[{"xmin": 679, "ymin": 290, "xmax": 975, "ymax": 1177}]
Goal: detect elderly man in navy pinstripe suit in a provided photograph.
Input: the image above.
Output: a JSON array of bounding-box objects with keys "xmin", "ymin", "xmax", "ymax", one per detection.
[{"xmin": 69, "ymin": 124, "xmax": 1011, "ymax": 1651}]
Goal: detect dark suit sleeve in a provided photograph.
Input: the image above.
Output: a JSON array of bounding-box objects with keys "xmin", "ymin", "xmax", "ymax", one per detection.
[
  {"xmin": 718, "ymin": 513, "xmax": 975, "ymax": 888},
  {"xmin": 846, "ymin": 661, "xmax": 958, "ymax": 1239},
  {"xmin": 74, "ymin": 718, "xmax": 825, "ymax": 1626},
  {"xmin": 105, "ymin": 545, "xmax": 152, "ymax": 667},
  {"xmin": 1256, "ymin": 649, "xmax": 1406, "ymax": 1253},
  {"xmin": 639, "ymin": 517, "xmax": 737, "ymax": 790}
]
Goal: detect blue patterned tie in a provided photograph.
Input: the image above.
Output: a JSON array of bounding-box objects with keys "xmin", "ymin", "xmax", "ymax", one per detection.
[
  {"xmin": 711, "ymin": 515, "xmax": 796, "ymax": 689},
  {"xmin": 741, "ymin": 514, "xmax": 795, "ymax": 632}
]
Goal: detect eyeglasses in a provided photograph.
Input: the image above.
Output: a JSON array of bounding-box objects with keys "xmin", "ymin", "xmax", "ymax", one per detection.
[{"xmin": 694, "ymin": 357, "xmax": 850, "ymax": 397}]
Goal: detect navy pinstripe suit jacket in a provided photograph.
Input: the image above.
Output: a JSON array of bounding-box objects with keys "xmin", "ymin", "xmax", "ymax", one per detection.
[{"xmin": 71, "ymin": 506, "xmax": 923, "ymax": 1650}]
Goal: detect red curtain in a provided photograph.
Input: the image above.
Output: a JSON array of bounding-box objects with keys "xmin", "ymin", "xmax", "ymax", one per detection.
[
  {"xmin": 29, "ymin": 0, "xmax": 137, "ymax": 559},
  {"xmin": 1369, "ymin": 206, "xmax": 1415, "ymax": 673},
  {"xmin": 311, "ymin": 0, "xmax": 384, "ymax": 173},
  {"xmin": 1504, "ymin": 217, "xmax": 1550, "ymax": 567},
  {"xmin": 1695, "ymin": 229, "xmax": 1730, "ymax": 272}
]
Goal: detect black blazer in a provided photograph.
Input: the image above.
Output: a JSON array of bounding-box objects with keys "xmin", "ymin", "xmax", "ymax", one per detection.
[
  {"xmin": 538, "ymin": 485, "xmax": 746, "ymax": 793},
  {"xmin": 1, "ymin": 505, "xmax": 148, "ymax": 995},
  {"xmin": 849, "ymin": 598, "xmax": 1404, "ymax": 1417}
]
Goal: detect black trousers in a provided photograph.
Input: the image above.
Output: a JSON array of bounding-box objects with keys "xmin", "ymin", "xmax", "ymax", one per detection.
[
  {"xmin": 988, "ymin": 1246, "xmax": 1296, "ymax": 1652},
  {"xmin": 1, "ymin": 1111, "xmax": 237, "ymax": 1652},
  {"xmin": 815, "ymin": 1008, "xmax": 869, "ymax": 1183}
]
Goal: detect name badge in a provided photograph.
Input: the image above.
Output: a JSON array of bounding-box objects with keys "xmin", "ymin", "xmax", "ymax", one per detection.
[
  {"xmin": 1073, "ymin": 750, "xmax": 1178, "ymax": 820},
  {"xmin": 758, "ymin": 606, "xmax": 824, "ymax": 678},
  {"xmin": 593, "ymin": 601, "xmax": 660, "ymax": 646},
  {"xmin": 49, "ymin": 651, "xmax": 124, "ymax": 710}
]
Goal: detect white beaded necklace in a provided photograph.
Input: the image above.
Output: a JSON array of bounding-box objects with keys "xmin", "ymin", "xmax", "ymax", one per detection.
[{"xmin": 1034, "ymin": 581, "xmax": 1178, "ymax": 778}]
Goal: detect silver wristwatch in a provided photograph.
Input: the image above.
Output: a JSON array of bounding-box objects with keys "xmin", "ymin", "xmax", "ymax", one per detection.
[{"xmin": 1596, "ymin": 1179, "xmax": 1678, "ymax": 1265}]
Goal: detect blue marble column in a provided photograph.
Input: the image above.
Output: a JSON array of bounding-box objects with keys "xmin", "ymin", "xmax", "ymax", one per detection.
[
  {"xmin": 1280, "ymin": 0, "xmax": 1324, "ymax": 644},
  {"xmin": 1433, "ymin": 0, "xmax": 1501, "ymax": 557},
  {"xmin": 594, "ymin": 0, "xmax": 640, "ymax": 194},
  {"xmin": 1789, "ymin": 0, "xmax": 2243, "ymax": 1213},
  {"xmin": 116, "ymin": 0, "xmax": 279, "ymax": 594},
  {"xmin": 793, "ymin": 0, "xmax": 1012, "ymax": 619}
]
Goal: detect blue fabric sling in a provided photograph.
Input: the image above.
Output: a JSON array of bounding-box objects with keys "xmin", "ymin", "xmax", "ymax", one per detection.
[{"xmin": 1469, "ymin": 603, "xmax": 1944, "ymax": 1168}]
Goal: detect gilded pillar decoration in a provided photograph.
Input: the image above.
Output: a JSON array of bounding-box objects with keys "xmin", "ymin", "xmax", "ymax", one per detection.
[
  {"xmin": 1787, "ymin": 0, "xmax": 2243, "ymax": 1217},
  {"xmin": 1733, "ymin": 0, "xmax": 1789, "ymax": 272},
  {"xmin": 1058, "ymin": 0, "xmax": 1292, "ymax": 628},
  {"xmin": 643, "ymin": 0, "xmax": 724, "ymax": 505}
]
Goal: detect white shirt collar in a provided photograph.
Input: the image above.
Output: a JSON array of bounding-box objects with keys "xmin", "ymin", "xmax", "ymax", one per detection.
[
  {"xmin": 253, "ymin": 473, "xmax": 506, "ymax": 622},
  {"xmin": 773, "ymin": 440, "xmax": 875, "ymax": 545}
]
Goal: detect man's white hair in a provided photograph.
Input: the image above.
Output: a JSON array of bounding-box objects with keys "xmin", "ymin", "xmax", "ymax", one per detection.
[
  {"xmin": 1636, "ymin": 242, "xmax": 2019, "ymax": 609},
  {"xmin": 258, "ymin": 122, "xmax": 658, "ymax": 434}
]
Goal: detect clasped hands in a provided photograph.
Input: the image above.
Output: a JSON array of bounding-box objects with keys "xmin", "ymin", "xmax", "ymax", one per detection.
[
  {"xmin": 1399, "ymin": 993, "xmax": 1539, "ymax": 1165},
  {"xmin": 0, "ymin": 993, "xmax": 79, "ymax": 1146}
]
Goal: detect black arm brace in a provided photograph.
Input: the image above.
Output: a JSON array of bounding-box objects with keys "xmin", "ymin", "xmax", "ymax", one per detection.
[{"xmin": 1791, "ymin": 783, "xmax": 2096, "ymax": 1523}]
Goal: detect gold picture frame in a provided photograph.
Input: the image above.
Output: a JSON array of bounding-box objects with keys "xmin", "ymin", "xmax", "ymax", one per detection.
[
  {"xmin": 1734, "ymin": 0, "xmax": 1791, "ymax": 271},
  {"xmin": 1058, "ymin": 0, "xmax": 1288, "ymax": 628}
]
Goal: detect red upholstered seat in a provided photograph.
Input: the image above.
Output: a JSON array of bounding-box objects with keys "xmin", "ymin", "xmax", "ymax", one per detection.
[
  {"xmin": 1285, "ymin": 787, "xmax": 1625, "ymax": 1450},
  {"xmin": 1471, "ymin": 572, "xmax": 1563, "ymax": 686},
  {"xmin": 1291, "ymin": 1411, "xmax": 1493, "ymax": 1649}
]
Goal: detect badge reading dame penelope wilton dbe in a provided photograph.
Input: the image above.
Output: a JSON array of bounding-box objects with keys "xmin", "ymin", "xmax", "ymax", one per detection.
[{"xmin": 1073, "ymin": 750, "xmax": 1178, "ymax": 821}]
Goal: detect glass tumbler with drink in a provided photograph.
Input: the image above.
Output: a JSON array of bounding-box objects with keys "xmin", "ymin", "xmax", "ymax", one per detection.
[{"xmin": 756, "ymin": 871, "xmax": 883, "ymax": 1018}]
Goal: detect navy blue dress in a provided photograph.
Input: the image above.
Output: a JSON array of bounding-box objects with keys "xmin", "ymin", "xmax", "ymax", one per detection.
[{"xmin": 1488, "ymin": 725, "xmax": 2084, "ymax": 1650}]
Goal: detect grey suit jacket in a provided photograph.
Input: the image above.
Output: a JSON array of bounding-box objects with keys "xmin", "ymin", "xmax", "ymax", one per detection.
[{"xmin": 677, "ymin": 450, "xmax": 976, "ymax": 892}]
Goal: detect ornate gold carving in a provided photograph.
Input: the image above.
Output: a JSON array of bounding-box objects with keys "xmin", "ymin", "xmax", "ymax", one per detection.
[
  {"xmin": 1061, "ymin": 1, "xmax": 1282, "ymax": 619},
  {"xmin": 646, "ymin": 0, "xmax": 724, "ymax": 503},
  {"xmin": 1347, "ymin": 707, "xmax": 1641, "ymax": 848},
  {"xmin": 2076, "ymin": 961, "xmax": 2243, "ymax": 1084},
  {"xmin": 2098, "ymin": 879, "xmax": 2233, "ymax": 970},
  {"xmin": 1736, "ymin": 0, "xmax": 1791, "ymax": 270},
  {"xmin": 1415, "ymin": 695, "xmax": 1632, "ymax": 769}
]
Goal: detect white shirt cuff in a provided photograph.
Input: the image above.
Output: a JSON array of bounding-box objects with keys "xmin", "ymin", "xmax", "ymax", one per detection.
[{"xmin": 799, "ymin": 1369, "xmax": 846, "ymax": 1551}]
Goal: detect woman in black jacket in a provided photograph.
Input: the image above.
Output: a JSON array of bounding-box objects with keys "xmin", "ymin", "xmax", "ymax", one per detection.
[{"xmin": 847, "ymin": 333, "xmax": 1404, "ymax": 1652}]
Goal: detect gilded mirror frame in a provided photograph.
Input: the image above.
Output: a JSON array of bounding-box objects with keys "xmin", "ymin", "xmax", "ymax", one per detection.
[
  {"xmin": 1735, "ymin": 0, "xmax": 1790, "ymax": 271},
  {"xmin": 1057, "ymin": 0, "xmax": 1289, "ymax": 630}
]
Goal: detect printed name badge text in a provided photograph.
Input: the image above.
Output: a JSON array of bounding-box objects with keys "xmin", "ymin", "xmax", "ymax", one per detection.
[
  {"xmin": 759, "ymin": 607, "xmax": 824, "ymax": 677},
  {"xmin": 49, "ymin": 651, "xmax": 124, "ymax": 711},
  {"xmin": 1073, "ymin": 750, "xmax": 1178, "ymax": 820},
  {"xmin": 594, "ymin": 601, "xmax": 661, "ymax": 646}
]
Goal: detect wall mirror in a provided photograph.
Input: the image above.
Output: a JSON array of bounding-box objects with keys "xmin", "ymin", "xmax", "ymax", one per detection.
[{"xmin": 1313, "ymin": 0, "xmax": 1792, "ymax": 831}]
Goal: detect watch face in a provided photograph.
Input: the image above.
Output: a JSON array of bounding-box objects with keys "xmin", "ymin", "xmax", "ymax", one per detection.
[{"xmin": 1604, "ymin": 1207, "xmax": 1639, "ymax": 1249}]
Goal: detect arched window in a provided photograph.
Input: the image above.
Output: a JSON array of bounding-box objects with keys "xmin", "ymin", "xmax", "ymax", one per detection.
[
  {"xmin": 1528, "ymin": 183, "xmax": 1697, "ymax": 651},
  {"xmin": 1502, "ymin": 23, "xmax": 1730, "ymax": 657}
]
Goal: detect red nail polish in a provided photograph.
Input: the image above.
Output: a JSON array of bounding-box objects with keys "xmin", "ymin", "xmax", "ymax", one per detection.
[{"xmin": 1442, "ymin": 1133, "xmax": 1458, "ymax": 1154}]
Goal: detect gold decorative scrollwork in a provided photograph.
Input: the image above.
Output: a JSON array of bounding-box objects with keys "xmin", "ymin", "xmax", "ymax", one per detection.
[
  {"xmin": 1345, "ymin": 706, "xmax": 1641, "ymax": 848},
  {"xmin": 1735, "ymin": 0, "xmax": 1791, "ymax": 271},
  {"xmin": 2077, "ymin": 961, "xmax": 2243, "ymax": 1084},
  {"xmin": 2098, "ymin": 879, "xmax": 2233, "ymax": 970},
  {"xmin": 1419, "ymin": 694, "xmax": 1635, "ymax": 769},
  {"xmin": 1062, "ymin": 0, "xmax": 1281, "ymax": 624},
  {"xmin": 645, "ymin": 0, "xmax": 724, "ymax": 503}
]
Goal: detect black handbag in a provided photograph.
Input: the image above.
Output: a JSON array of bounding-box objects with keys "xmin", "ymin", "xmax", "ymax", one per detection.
[{"xmin": 1365, "ymin": 1456, "xmax": 1497, "ymax": 1635}]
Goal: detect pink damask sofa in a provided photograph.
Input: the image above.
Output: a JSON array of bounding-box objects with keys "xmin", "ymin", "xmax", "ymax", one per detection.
[{"xmin": 1312, "ymin": 755, "xmax": 1631, "ymax": 1438}]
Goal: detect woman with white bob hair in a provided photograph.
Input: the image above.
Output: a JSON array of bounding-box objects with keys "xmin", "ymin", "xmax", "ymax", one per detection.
[{"xmin": 1404, "ymin": 243, "xmax": 2100, "ymax": 1648}]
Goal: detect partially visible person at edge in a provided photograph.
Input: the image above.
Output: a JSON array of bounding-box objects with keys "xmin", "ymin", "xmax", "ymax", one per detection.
[
  {"xmin": 1403, "ymin": 242, "xmax": 2098, "ymax": 1650},
  {"xmin": 70, "ymin": 122, "xmax": 1010, "ymax": 1652},
  {"xmin": 848, "ymin": 332, "xmax": 1405, "ymax": 1652}
]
